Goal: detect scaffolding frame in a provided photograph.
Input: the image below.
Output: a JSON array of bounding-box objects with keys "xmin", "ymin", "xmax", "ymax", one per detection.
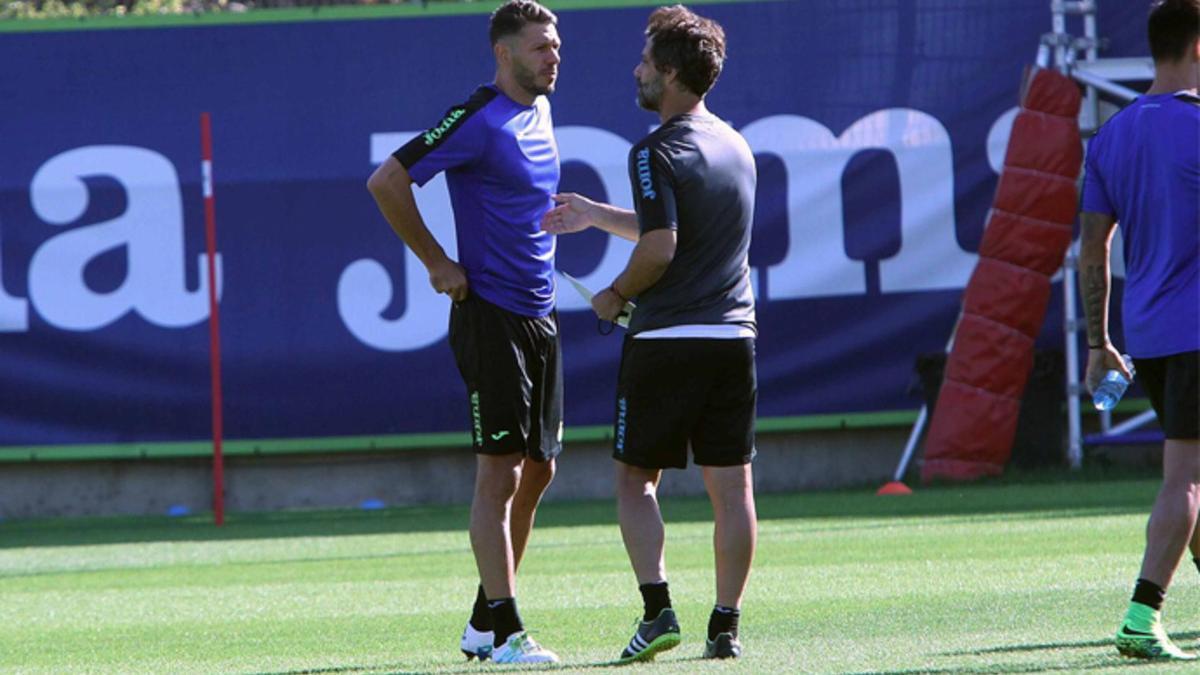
[{"xmin": 884, "ymin": 1, "xmax": 1156, "ymax": 487}]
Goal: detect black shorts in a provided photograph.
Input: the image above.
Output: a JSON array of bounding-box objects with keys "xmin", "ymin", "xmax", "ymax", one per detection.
[
  {"xmin": 448, "ymin": 295, "xmax": 563, "ymax": 461},
  {"xmin": 1133, "ymin": 350, "xmax": 1199, "ymax": 440},
  {"xmin": 613, "ymin": 337, "xmax": 756, "ymax": 470}
]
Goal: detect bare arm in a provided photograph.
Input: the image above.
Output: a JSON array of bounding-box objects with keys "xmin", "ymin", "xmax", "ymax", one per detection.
[
  {"xmin": 541, "ymin": 192, "xmax": 641, "ymax": 242},
  {"xmin": 592, "ymin": 229, "xmax": 676, "ymax": 321},
  {"xmin": 366, "ymin": 157, "xmax": 468, "ymax": 301},
  {"xmin": 1078, "ymin": 210, "xmax": 1133, "ymax": 390}
]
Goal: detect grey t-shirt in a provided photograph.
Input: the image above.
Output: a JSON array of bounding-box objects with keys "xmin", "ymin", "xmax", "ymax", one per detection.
[{"xmin": 626, "ymin": 112, "xmax": 757, "ymax": 335}]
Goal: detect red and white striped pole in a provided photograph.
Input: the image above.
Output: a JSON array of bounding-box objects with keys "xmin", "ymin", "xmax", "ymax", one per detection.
[{"xmin": 200, "ymin": 112, "xmax": 226, "ymax": 526}]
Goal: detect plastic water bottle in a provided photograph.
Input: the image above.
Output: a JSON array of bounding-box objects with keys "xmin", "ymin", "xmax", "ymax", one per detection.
[{"xmin": 1093, "ymin": 355, "xmax": 1135, "ymax": 411}]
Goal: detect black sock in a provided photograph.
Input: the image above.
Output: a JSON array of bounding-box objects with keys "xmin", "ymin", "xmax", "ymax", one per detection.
[
  {"xmin": 488, "ymin": 597, "xmax": 523, "ymax": 647},
  {"xmin": 1131, "ymin": 578, "xmax": 1166, "ymax": 611},
  {"xmin": 708, "ymin": 605, "xmax": 740, "ymax": 640},
  {"xmin": 639, "ymin": 581, "xmax": 672, "ymax": 622},
  {"xmin": 469, "ymin": 584, "xmax": 493, "ymax": 631}
]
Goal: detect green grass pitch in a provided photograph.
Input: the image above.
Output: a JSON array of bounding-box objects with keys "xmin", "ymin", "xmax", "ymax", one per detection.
[{"xmin": 2, "ymin": 477, "xmax": 1197, "ymax": 673}]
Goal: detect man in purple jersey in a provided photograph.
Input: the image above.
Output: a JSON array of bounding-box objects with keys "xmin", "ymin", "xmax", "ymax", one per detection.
[
  {"xmin": 1079, "ymin": 0, "xmax": 1200, "ymax": 661},
  {"xmin": 366, "ymin": 0, "xmax": 561, "ymax": 664}
]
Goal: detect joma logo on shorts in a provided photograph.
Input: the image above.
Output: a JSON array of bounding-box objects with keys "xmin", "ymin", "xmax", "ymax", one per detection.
[
  {"xmin": 636, "ymin": 148, "xmax": 656, "ymax": 200},
  {"xmin": 470, "ymin": 391, "xmax": 482, "ymax": 446},
  {"xmin": 615, "ymin": 396, "xmax": 628, "ymax": 452},
  {"xmin": 424, "ymin": 109, "xmax": 466, "ymax": 146}
]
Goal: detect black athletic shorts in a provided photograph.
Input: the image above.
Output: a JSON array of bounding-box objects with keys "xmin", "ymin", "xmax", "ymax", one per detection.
[
  {"xmin": 613, "ymin": 337, "xmax": 756, "ymax": 469},
  {"xmin": 1133, "ymin": 350, "xmax": 1199, "ymax": 440},
  {"xmin": 448, "ymin": 294, "xmax": 563, "ymax": 461}
]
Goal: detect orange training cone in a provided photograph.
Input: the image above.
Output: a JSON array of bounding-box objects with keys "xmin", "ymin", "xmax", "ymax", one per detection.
[{"xmin": 876, "ymin": 481, "xmax": 913, "ymax": 496}]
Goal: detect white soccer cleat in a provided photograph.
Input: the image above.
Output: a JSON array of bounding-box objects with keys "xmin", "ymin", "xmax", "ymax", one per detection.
[
  {"xmin": 490, "ymin": 631, "xmax": 560, "ymax": 664},
  {"xmin": 460, "ymin": 621, "xmax": 494, "ymax": 661}
]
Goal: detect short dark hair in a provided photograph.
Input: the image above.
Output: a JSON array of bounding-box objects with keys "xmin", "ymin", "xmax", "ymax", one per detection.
[
  {"xmin": 1148, "ymin": 0, "xmax": 1200, "ymax": 62},
  {"xmin": 489, "ymin": 0, "xmax": 557, "ymax": 46},
  {"xmin": 645, "ymin": 4, "xmax": 726, "ymax": 97}
]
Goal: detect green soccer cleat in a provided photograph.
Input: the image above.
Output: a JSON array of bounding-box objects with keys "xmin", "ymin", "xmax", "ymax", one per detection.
[
  {"xmin": 1115, "ymin": 604, "xmax": 1196, "ymax": 661},
  {"xmin": 703, "ymin": 632, "xmax": 742, "ymax": 659},
  {"xmin": 617, "ymin": 607, "xmax": 682, "ymax": 664}
]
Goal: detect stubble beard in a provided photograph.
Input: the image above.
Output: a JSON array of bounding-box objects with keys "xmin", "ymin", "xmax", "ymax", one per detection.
[
  {"xmin": 514, "ymin": 61, "xmax": 554, "ymax": 97},
  {"xmin": 636, "ymin": 78, "xmax": 662, "ymax": 112}
]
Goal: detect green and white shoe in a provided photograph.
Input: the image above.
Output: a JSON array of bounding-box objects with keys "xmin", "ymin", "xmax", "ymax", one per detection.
[
  {"xmin": 617, "ymin": 608, "xmax": 682, "ymax": 664},
  {"xmin": 1115, "ymin": 603, "xmax": 1196, "ymax": 660},
  {"xmin": 491, "ymin": 631, "xmax": 559, "ymax": 664}
]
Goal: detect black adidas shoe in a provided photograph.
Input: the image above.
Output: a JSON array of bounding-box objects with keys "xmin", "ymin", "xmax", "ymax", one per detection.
[
  {"xmin": 703, "ymin": 632, "xmax": 742, "ymax": 659},
  {"xmin": 617, "ymin": 607, "xmax": 681, "ymax": 664}
]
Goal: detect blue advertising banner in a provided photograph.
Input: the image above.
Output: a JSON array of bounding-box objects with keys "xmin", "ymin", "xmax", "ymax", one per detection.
[{"xmin": 0, "ymin": 1, "xmax": 1145, "ymax": 449}]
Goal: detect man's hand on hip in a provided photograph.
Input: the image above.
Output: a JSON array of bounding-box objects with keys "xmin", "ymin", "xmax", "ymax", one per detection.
[{"xmin": 429, "ymin": 257, "xmax": 469, "ymax": 302}]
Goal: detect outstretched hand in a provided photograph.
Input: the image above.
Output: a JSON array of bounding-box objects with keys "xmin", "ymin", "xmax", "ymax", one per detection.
[{"xmin": 541, "ymin": 193, "xmax": 598, "ymax": 235}]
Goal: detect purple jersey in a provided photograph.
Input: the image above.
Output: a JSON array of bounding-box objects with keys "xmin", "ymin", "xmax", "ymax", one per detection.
[
  {"xmin": 1081, "ymin": 91, "xmax": 1200, "ymax": 358},
  {"xmin": 394, "ymin": 85, "xmax": 560, "ymax": 317}
]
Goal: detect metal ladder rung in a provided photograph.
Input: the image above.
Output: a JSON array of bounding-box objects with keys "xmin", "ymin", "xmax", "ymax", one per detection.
[{"xmin": 1072, "ymin": 57, "xmax": 1155, "ymax": 82}]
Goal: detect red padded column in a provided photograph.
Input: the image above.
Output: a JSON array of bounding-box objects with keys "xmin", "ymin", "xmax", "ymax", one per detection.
[{"xmin": 921, "ymin": 68, "xmax": 1082, "ymax": 483}]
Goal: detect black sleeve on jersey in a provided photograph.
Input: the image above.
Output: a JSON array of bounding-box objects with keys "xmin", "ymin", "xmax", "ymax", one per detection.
[
  {"xmin": 392, "ymin": 86, "xmax": 498, "ymax": 169},
  {"xmin": 627, "ymin": 142, "xmax": 679, "ymax": 234}
]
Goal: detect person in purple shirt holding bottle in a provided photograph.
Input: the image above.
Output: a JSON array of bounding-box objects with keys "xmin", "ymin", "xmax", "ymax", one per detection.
[
  {"xmin": 1078, "ymin": 0, "xmax": 1200, "ymax": 661},
  {"xmin": 366, "ymin": 0, "xmax": 562, "ymax": 664}
]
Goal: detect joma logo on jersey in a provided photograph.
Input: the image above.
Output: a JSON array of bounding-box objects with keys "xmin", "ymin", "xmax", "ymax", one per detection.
[
  {"xmin": 636, "ymin": 148, "xmax": 656, "ymax": 200},
  {"xmin": 423, "ymin": 109, "xmax": 465, "ymax": 146}
]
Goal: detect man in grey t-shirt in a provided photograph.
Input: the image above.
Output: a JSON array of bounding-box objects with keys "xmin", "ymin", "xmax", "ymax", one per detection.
[{"xmin": 543, "ymin": 5, "xmax": 757, "ymax": 662}]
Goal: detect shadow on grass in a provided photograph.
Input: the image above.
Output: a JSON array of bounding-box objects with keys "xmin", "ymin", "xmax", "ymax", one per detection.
[
  {"xmin": 246, "ymin": 655, "xmax": 627, "ymax": 675},
  {"xmin": 849, "ymin": 658, "xmax": 1164, "ymax": 674},
  {"xmin": 403, "ymin": 654, "xmax": 699, "ymax": 674},
  {"xmin": 0, "ymin": 473, "xmax": 1160, "ymax": 550},
  {"xmin": 939, "ymin": 631, "xmax": 1200, "ymax": 656},
  {"xmin": 247, "ymin": 664, "xmax": 418, "ymax": 675},
  {"xmin": 850, "ymin": 631, "xmax": 1200, "ymax": 674},
  {"xmin": 250, "ymin": 647, "xmax": 1167, "ymax": 675}
]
